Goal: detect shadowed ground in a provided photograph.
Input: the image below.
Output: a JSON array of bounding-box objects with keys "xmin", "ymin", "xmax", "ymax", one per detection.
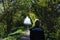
[{"xmin": 21, "ymin": 30, "xmax": 30, "ymax": 40}]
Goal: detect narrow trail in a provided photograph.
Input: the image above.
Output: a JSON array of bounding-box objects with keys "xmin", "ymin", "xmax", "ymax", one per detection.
[{"xmin": 21, "ymin": 30, "xmax": 30, "ymax": 40}]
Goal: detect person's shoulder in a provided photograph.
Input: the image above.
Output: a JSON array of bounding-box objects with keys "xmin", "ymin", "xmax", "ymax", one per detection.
[
  {"xmin": 30, "ymin": 27, "xmax": 43, "ymax": 31},
  {"xmin": 35, "ymin": 27, "xmax": 43, "ymax": 31},
  {"xmin": 39, "ymin": 27, "xmax": 44, "ymax": 30}
]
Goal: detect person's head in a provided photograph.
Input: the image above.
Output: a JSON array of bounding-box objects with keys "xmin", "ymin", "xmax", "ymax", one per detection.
[{"xmin": 34, "ymin": 19, "xmax": 40, "ymax": 27}]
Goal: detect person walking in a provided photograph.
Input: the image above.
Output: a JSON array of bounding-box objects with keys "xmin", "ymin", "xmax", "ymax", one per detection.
[{"xmin": 30, "ymin": 19, "xmax": 45, "ymax": 40}]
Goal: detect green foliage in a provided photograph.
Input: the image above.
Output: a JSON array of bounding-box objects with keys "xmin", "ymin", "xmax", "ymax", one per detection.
[
  {"xmin": 0, "ymin": 22, "xmax": 7, "ymax": 37},
  {"xmin": 4, "ymin": 36, "xmax": 17, "ymax": 40},
  {"xmin": 0, "ymin": 0, "xmax": 60, "ymax": 40},
  {"xmin": 56, "ymin": 30, "xmax": 60, "ymax": 40}
]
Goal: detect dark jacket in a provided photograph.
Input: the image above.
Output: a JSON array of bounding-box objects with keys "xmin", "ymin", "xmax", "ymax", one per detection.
[{"xmin": 30, "ymin": 26, "xmax": 45, "ymax": 40}]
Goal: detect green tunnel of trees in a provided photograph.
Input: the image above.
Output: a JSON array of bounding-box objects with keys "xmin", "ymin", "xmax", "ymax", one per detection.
[{"xmin": 0, "ymin": 0, "xmax": 60, "ymax": 40}]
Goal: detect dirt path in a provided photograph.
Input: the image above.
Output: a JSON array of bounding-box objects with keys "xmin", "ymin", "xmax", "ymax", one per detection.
[{"xmin": 21, "ymin": 30, "xmax": 30, "ymax": 40}]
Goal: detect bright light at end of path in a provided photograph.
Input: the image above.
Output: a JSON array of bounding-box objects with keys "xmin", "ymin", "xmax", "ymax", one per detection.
[{"xmin": 24, "ymin": 16, "xmax": 31, "ymax": 25}]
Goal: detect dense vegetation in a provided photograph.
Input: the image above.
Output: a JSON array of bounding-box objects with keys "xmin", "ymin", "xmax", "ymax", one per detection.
[{"xmin": 0, "ymin": 0, "xmax": 60, "ymax": 40}]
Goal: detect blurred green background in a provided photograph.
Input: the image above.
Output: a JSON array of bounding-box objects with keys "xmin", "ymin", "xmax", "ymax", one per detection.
[{"xmin": 0, "ymin": 0, "xmax": 60, "ymax": 40}]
